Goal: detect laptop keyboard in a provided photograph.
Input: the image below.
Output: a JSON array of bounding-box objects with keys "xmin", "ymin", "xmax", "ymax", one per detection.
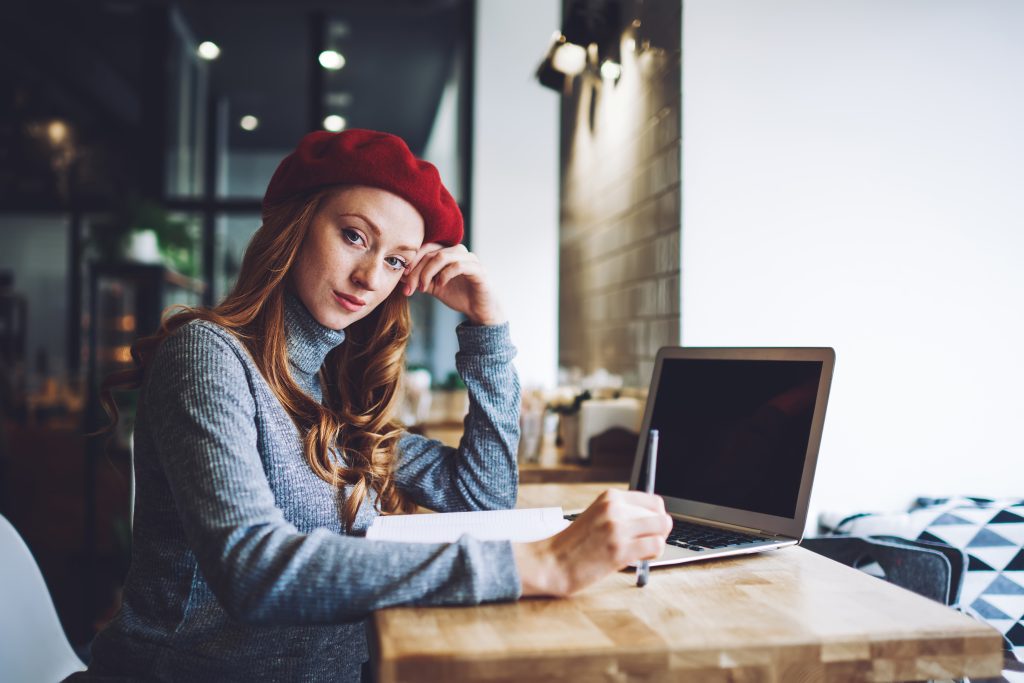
[
  {"xmin": 666, "ymin": 520, "xmax": 770, "ymax": 551},
  {"xmin": 563, "ymin": 514, "xmax": 770, "ymax": 552}
]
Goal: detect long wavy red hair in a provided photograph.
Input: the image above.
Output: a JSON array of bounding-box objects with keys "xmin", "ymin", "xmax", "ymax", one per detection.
[{"xmin": 99, "ymin": 188, "xmax": 419, "ymax": 531}]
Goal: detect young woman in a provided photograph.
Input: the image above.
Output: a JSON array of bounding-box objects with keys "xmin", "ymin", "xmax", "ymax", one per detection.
[{"xmin": 73, "ymin": 130, "xmax": 672, "ymax": 682}]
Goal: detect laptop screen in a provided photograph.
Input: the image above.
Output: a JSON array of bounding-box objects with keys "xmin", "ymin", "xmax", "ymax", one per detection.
[{"xmin": 645, "ymin": 358, "xmax": 823, "ymax": 520}]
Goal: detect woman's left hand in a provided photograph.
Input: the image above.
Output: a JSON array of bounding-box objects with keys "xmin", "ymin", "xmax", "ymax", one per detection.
[{"xmin": 401, "ymin": 243, "xmax": 506, "ymax": 326}]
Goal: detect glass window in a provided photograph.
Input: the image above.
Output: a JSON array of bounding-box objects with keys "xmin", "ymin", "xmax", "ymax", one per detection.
[
  {"xmin": 213, "ymin": 213, "xmax": 261, "ymax": 303},
  {"xmin": 0, "ymin": 214, "xmax": 71, "ymax": 383},
  {"xmin": 164, "ymin": 9, "xmax": 208, "ymax": 199},
  {"xmin": 407, "ymin": 294, "xmax": 461, "ymax": 391},
  {"xmin": 180, "ymin": 5, "xmax": 310, "ymax": 200}
]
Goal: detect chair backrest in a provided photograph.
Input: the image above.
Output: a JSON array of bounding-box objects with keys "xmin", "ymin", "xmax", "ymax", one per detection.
[
  {"xmin": 0, "ymin": 514, "xmax": 86, "ymax": 682},
  {"xmin": 802, "ymin": 535, "xmax": 966, "ymax": 606},
  {"xmin": 871, "ymin": 534, "xmax": 968, "ymax": 606}
]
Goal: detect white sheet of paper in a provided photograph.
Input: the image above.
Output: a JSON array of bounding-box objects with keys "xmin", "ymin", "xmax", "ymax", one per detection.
[{"xmin": 365, "ymin": 507, "xmax": 571, "ymax": 543}]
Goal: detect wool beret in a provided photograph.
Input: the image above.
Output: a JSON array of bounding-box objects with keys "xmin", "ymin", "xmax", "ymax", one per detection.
[{"xmin": 262, "ymin": 129, "xmax": 463, "ymax": 246}]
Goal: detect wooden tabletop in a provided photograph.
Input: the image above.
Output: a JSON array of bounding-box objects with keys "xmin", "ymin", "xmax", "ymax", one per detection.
[{"xmin": 371, "ymin": 484, "xmax": 1004, "ymax": 683}]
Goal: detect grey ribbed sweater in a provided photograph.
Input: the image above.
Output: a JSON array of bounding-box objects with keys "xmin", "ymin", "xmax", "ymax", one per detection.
[{"xmin": 78, "ymin": 293, "xmax": 522, "ymax": 682}]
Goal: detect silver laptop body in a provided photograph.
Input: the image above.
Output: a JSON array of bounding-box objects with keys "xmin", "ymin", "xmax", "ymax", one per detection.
[{"xmin": 630, "ymin": 347, "xmax": 835, "ymax": 567}]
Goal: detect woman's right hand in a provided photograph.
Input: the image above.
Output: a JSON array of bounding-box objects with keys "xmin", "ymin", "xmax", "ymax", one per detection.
[{"xmin": 512, "ymin": 489, "xmax": 673, "ymax": 597}]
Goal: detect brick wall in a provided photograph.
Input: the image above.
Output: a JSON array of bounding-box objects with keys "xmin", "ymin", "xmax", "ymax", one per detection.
[{"xmin": 559, "ymin": 0, "xmax": 681, "ymax": 387}]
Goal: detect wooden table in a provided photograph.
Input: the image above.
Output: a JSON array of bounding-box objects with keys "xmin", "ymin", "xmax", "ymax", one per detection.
[{"xmin": 371, "ymin": 484, "xmax": 1004, "ymax": 682}]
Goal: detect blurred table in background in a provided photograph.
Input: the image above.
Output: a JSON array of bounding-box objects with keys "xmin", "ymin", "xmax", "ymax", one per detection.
[
  {"xmin": 0, "ymin": 420, "xmax": 130, "ymax": 647},
  {"xmin": 411, "ymin": 422, "xmax": 633, "ymax": 484},
  {"xmin": 515, "ymin": 481, "xmax": 626, "ymax": 511}
]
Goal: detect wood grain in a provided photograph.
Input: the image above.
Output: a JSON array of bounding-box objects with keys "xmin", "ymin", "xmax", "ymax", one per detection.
[{"xmin": 372, "ymin": 484, "xmax": 1004, "ymax": 682}]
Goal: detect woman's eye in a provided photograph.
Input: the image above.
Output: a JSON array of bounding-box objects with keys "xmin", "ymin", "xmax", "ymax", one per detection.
[
  {"xmin": 342, "ymin": 228, "xmax": 364, "ymax": 246},
  {"xmin": 384, "ymin": 256, "xmax": 407, "ymax": 271}
]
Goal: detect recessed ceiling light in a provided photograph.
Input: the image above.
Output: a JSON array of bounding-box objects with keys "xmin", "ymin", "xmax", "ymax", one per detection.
[
  {"xmin": 197, "ymin": 41, "xmax": 221, "ymax": 60},
  {"xmin": 239, "ymin": 115, "xmax": 259, "ymax": 131},
  {"xmin": 323, "ymin": 115, "xmax": 347, "ymax": 132},
  {"xmin": 318, "ymin": 50, "xmax": 346, "ymax": 70}
]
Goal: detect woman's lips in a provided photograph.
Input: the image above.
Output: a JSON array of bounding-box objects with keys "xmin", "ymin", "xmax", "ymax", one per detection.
[{"xmin": 333, "ymin": 291, "xmax": 366, "ymax": 312}]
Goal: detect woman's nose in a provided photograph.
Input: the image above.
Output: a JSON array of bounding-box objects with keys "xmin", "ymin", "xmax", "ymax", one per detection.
[{"xmin": 351, "ymin": 258, "xmax": 383, "ymax": 291}]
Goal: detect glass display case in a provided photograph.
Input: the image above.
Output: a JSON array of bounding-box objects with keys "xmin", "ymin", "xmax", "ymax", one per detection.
[
  {"xmin": 86, "ymin": 263, "xmax": 205, "ymax": 442},
  {"xmin": 82, "ymin": 262, "xmax": 205, "ymax": 633}
]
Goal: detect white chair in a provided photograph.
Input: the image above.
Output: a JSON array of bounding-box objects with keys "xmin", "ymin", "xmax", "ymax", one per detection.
[{"xmin": 0, "ymin": 513, "xmax": 86, "ymax": 682}]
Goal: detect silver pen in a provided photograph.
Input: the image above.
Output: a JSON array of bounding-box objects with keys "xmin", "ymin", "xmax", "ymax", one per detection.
[{"xmin": 637, "ymin": 428, "xmax": 660, "ymax": 587}]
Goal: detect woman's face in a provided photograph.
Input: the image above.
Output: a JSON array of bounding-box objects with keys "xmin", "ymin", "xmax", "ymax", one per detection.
[{"xmin": 291, "ymin": 186, "xmax": 425, "ymax": 330}]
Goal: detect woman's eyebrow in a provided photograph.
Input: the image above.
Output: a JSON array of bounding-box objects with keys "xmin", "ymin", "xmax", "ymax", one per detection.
[{"xmin": 339, "ymin": 212, "xmax": 419, "ymax": 253}]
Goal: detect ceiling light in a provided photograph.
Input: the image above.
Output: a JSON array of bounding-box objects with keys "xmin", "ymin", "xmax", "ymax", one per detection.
[
  {"xmin": 551, "ymin": 40, "xmax": 587, "ymax": 76},
  {"xmin": 600, "ymin": 59, "xmax": 621, "ymax": 81},
  {"xmin": 323, "ymin": 115, "xmax": 347, "ymax": 132},
  {"xmin": 318, "ymin": 50, "xmax": 346, "ymax": 70},
  {"xmin": 239, "ymin": 115, "xmax": 259, "ymax": 131},
  {"xmin": 535, "ymin": 2, "xmax": 625, "ymax": 93},
  {"xmin": 197, "ymin": 41, "xmax": 221, "ymax": 60}
]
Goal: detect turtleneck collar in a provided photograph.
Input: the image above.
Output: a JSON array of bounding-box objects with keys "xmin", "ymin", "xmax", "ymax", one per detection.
[{"xmin": 283, "ymin": 291, "xmax": 346, "ymax": 377}]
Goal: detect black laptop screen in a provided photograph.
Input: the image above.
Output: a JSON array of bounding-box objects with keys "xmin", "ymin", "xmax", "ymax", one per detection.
[{"xmin": 645, "ymin": 358, "xmax": 823, "ymax": 520}]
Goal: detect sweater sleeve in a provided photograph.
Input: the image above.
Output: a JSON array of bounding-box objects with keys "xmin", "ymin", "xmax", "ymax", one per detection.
[
  {"xmin": 143, "ymin": 321, "xmax": 522, "ymax": 625},
  {"xmin": 393, "ymin": 321, "xmax": 521, "ymax": 512}
]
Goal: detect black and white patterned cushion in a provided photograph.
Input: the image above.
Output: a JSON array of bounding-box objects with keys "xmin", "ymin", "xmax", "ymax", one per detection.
[{"xmin": 821, "ymin": 496, "xmax": 1024, "ymax": 664}]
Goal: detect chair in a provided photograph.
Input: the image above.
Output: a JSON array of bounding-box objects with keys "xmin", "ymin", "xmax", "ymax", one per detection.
[
  {"xmin": 802, "ymin": 534, "xmax": 966, "ymax": 606},
  {"xmin": 806, "ymin": 535, "xmax": 1024, "ymax": 683},
  {"xmin": 0, "ymin": 513, "xmax": 86, "ymax": 682}
]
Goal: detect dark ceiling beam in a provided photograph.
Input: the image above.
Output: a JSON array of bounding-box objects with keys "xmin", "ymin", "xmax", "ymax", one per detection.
[{"xmin": 308, "ymin": 11, "xmax": 327, "ymax": 134}]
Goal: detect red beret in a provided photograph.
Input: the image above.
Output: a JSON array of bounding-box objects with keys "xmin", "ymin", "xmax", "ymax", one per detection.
[{"xmin": 262, "ymin": 129, "xmax": 463, "ymax": 246}]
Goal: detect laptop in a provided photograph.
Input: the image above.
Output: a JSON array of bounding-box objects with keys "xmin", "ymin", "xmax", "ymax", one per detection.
[{"xmin": 624, "ymin": 346, "xmax": 835, "ymax": 566}]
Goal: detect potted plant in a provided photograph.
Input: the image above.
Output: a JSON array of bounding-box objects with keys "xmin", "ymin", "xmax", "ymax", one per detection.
[{"xmin": 88, "ymin": 197, "xmax": 199, "ymax": 276}]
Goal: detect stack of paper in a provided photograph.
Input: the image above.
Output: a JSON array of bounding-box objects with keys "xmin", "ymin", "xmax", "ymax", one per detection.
[{"xmin": 366, "ymin": 507, "xmax": 571, "ymax": 543}]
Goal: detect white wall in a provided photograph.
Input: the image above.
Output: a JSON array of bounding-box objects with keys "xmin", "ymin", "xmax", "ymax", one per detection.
[
  {"xmin": 473, "ymin": 0, "xmax": 559, "ymax": 388},
  {"xmin": 682, "ymin": 0, "xmax": 1024, "ymax": 530}
]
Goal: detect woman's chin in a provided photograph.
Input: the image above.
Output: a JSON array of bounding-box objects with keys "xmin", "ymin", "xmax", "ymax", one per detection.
[{"xmin": 313, "ymin": 308, "xmax": 349, "ymax": 331}]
